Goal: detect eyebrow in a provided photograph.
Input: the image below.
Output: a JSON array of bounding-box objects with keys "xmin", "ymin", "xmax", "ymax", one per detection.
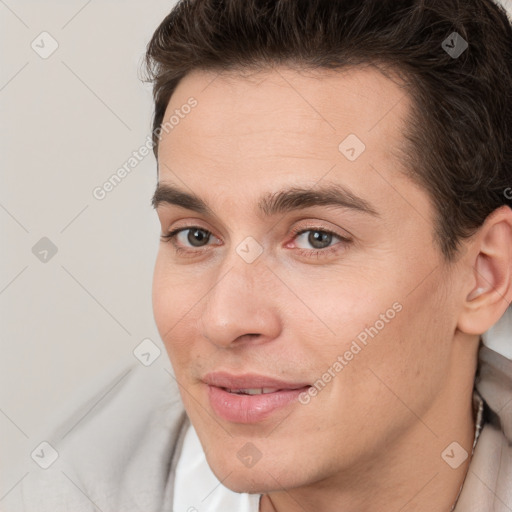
[{"xmin": 151, "ymin": 182, "xmax": 379, "ymax": 218}]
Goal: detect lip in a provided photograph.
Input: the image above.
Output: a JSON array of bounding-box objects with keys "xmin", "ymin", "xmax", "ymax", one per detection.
[
  {"xmin": 203, "ymin": 372, "xmax": 310, "ymax": 390},
  {"xmin": 203, "ymin": 372, "xmax": 311, "ymax": 424}
]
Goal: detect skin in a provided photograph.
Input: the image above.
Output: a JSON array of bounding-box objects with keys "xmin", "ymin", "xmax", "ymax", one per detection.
[{"xmin": 151, "ymin": 65, "xmax": 512, "ymax": 512}]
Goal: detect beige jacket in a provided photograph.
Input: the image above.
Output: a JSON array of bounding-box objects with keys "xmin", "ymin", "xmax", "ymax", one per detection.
[
  {"xmin": 4, "ymin": 318, "xmax": 511, "ymax": 511},
  {"xmin": 454, "ymin": 342, "xmax": 512, "ymax": 511}
]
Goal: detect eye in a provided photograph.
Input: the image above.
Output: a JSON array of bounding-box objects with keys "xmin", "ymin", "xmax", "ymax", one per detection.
[
  {"xmin": 289, "ymin": 226, "xmax": 351, "ymax": 259},
  {"xmin": 160, "ymin": 227, "xmax": 215, "ymax": 248},
  {"xmin": 297, "ymin": 229, "xmax": 336, "ymax": 249},
  {"xmin": 160, "ymin": 224, "xmax": 351, "ymax": 260}
]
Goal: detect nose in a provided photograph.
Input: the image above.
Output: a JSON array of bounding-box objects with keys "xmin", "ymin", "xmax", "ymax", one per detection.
[{"xmin": 200, "ymin": 253, "xmax": 282, "ymax": 348}]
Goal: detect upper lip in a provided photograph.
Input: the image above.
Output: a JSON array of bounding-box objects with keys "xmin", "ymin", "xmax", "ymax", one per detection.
[{"xmin": 203, "ymin": 372, "xmax": 310, "ymax": 390}]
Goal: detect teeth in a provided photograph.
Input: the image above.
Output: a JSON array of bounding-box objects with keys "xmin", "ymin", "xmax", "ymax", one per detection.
[{"xmin": 228, "ymin": 388, "xmax": 280, "ymax": 395}]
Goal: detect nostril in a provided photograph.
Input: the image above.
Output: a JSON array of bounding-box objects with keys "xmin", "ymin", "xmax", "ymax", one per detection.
[{"xmin": 235, "ymin": 333, "xmax": 260, "ymax": 342}]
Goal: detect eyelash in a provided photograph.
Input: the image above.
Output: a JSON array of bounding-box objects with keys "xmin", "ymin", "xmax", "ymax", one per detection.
[{"xmin": 160, "ymin": 225, "xmax": 351, "ymax": 259}]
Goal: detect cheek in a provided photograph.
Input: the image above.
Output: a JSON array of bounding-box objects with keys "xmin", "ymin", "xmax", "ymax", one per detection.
[
  {"xmin": 290, "ymin": 273, "xmax": 397, "ymax": 354},
  {"xmin": 151, "ymin": 256, "xmax": 200, "ymax": 358},
  {"xmin": 336, "ymin": 284, "xmax": 454, "ymax": 424},
  {"xmin": 295, "ymin": 260, "xmax": 453, "ymax": 403},
  {"xmin": 152, "ymin": 260, "xmax": 175, "ymax": 337}
]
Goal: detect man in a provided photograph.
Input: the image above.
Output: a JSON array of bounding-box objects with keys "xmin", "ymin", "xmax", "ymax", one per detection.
[{"xmin": 8, "ymin": 0, "xmax": 512, "ymax": 511}]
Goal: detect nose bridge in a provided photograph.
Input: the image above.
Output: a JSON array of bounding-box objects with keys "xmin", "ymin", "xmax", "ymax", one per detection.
[
  {"xmin": 212, "ymin": 233, "xmax": 269, "ymax": 303},
  {"xmin": 200, "ymin": 243, "xmax": 280, "ymax": 346}
]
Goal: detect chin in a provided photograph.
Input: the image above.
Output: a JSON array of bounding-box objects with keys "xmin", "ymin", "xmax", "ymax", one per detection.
[
  {"xmin": 203, "ymin": 447, "xmax": 307, "ymax": 494},
  {"xmin": 209, "ymin": 464, "xmax": 285, "ymax": 494}
]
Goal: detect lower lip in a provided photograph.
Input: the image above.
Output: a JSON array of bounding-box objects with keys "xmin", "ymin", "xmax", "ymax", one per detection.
[{"xmin": 207, "ymin": 385, "xmax": 310, "ymax": 423}]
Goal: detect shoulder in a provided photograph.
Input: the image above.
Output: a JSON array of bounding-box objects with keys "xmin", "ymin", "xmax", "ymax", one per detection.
[
  {"xmin": 3, "ymin": 358, "xmax": 187, "ymax": 512},
  {"xmin": 455, "ymin": 342, "xmax": 512, "ymax": 511},
  {"xmin": 455, "ymin": 422, "xmax": 512, "ymax": 511}
]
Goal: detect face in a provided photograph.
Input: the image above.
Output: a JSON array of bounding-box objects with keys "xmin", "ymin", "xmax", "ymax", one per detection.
[{"xmin": 152, "ymin": 66, "xmax": 466, "ymax": 493}]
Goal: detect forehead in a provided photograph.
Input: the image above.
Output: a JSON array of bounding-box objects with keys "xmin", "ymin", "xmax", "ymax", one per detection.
[
  {"xmin": 156, "ymin": 65, "xmax": 428, "ymax": 225},
  {"xmin": 158, "ymin": 65, "xmax": 410, "ymax": 171}
]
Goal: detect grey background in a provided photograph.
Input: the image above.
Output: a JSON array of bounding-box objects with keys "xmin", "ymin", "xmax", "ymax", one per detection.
[
  {"xmin": 1, "ymin": 0, "xmax": 179, "ymax": 496},
  {"xmin": 1, "ymin": 0, "xmax": 511, "ymax": 501}
]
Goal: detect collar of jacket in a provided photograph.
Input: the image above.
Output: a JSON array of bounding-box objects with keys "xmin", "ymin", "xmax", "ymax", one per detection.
[{"xmin": 453, "ymin": 307, "xmax": 512, "ymax": 511}]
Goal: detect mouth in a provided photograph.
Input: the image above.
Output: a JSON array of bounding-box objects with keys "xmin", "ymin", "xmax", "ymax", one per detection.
[
  {"xmin": 222, "ymin": 387, "xmax": 287, "ymax": 395},
  {"xmin": 203, "ymin": 372, "xmax": 311, "ymax": 424}
]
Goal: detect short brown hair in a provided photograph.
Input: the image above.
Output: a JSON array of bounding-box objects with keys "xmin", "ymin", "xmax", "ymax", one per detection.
[{"xmin": 144, "ymin": 0, "xmax": 512, "ymax": 260}]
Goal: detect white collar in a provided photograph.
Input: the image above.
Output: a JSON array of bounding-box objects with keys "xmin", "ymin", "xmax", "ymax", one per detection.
[{"xmin": 173, "ymin": 423, "xmax": 261, "ymax": 512}]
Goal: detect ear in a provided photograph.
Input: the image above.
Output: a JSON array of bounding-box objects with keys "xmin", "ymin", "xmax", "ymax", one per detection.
[{"xmin": 457, "ymin": 205, "xmax": 512, "ymax": 335}]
